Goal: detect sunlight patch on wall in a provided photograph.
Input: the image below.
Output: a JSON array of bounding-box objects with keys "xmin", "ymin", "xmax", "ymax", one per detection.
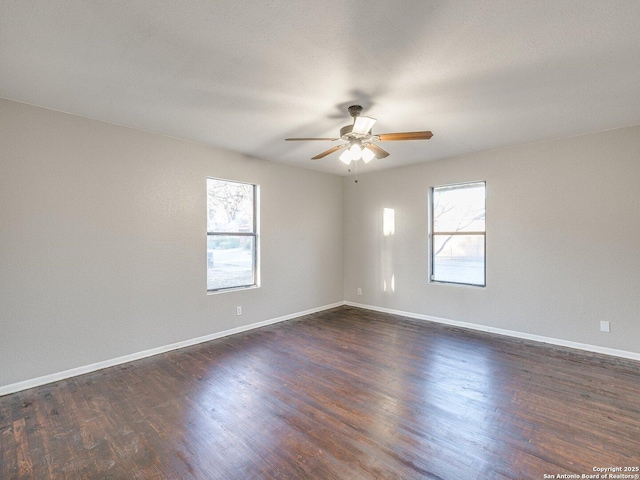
[
  {"xmin": 382, "ymin": 207, "xmax": 396, "ymax": 294},
  {"xmin": 383, "ymin": 208, "xmax": 395, "ymax": 236},
  {"xmin": 383, "ymin": 274, "xmax": 396, "ymax": 293}
]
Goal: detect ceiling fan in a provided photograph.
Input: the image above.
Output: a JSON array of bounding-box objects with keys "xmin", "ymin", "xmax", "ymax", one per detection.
[{"xmin": 285, "ymin": 105, "xmax": 433, "ymax": 164}]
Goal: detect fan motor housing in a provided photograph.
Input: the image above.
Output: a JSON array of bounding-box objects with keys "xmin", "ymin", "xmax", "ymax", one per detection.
[
  {"xmin": 340, "ymin": 124, "xmax": 353, "ymax": 138},
  {"xmin": 340, "ymin": 124, "xmax": 371, "ymax": 141}
]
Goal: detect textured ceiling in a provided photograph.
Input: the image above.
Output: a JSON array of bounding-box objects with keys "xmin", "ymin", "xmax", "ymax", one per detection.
[{"xmin": 2, "ymin": 1, "xmax": 640, "ymax": 175}]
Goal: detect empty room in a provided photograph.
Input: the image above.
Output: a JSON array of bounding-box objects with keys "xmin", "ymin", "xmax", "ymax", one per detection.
[{"xmin": 1, "ymin": 1, "xmax": 640, "ymax": 478}]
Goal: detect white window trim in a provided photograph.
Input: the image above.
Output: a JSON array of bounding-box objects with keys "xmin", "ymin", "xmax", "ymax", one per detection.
[
  {"xmin": 206, "ymin": 178, "xmax": 260, "ymax": 293},
  {"xmin": 429, "ymin": 181, "xmax": 486, "ymax": 287}
]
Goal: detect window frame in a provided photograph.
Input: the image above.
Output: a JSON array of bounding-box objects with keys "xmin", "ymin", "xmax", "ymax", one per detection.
[
  {"xmin": 206, "ymin": 177, "xmax": 259, "ymax": 293},
  {"xmin": 429, "ymin": 181, "xmax": 486, "ymax": 287}
]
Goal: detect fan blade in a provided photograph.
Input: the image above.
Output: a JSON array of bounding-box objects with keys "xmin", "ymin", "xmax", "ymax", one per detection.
[
  {"xmin": 352, "ymin": 116, "xmax": 377, "ymax": 135},
  {"xmin": 366, "ymin": 144, "xmax": 390, "ymax": 159},
  {"xmin": 285, "ymin": 137, "xmax": 339, "ymax": 141},
  {"xmin": 311, "ymin": 144, "xmax": 347, "ymax": 160},
  {"xmin": 377, "ymin": 131, "xmax": 433, "ymax": 141}
]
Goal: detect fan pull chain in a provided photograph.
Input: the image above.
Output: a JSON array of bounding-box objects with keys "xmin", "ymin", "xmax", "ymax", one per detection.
[{"xmin": 347, "ymin": 160, "xmax": 359, "ymax": 183}]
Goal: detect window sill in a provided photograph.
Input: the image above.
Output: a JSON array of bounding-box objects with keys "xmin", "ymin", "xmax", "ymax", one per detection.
[
  {"xmin": 207, "ymin": 284, "xmax": 260, "ymax": 295},
  {"xmin": 430, "ymin": 280, "xmax": 486, "ymax": 288}
]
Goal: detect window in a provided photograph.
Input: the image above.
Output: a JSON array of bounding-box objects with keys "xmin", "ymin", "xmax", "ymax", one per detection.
[
  {"xmin": 207, "ymin": 178, "xmax": 258, "ymax": 292},
  {"xmin": 430, "ymin": 181, "xmax": 486, "ymax": 286}
]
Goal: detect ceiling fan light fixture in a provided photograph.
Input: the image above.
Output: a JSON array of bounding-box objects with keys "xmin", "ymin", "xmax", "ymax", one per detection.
[
  {"xmin": 284, "ymin": 105, "xmax": 432, "ymax": 163},
  {"xmin": 361, "ymin": 147, "xmax": 375, "ymax": 163},
  {"xmin": 339, "ymin": 149, "xmax": 353, "ymax": 164},
  {"xmin": 349, "ymin": 141, "xmax": 363, "ymax": 160},
  {"xmin": 352, "ymin": 115, "xmax": 377, "ymax": 135}
]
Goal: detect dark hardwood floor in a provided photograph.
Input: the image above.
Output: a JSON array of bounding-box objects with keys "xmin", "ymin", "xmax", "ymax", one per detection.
[{"xmin": 1, "ymin": 306, "xmax": 639, "ymax": 479}]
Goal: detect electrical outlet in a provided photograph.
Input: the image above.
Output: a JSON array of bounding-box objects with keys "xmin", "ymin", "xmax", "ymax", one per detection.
[
  {"xmin": 357, "ymin": 288, "xmax": 362, "ymax": 296},
  {"xmin": 236, "ymin": 306, "xmax": 242, "ymax": 316},
  {"xmin": 600, "ymin": 321, "xmax": 610, "ymax": 333}
]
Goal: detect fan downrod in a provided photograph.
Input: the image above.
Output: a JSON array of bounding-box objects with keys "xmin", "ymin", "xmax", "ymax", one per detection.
[{"xmin": 348, "ymin": 105, "xmax": 363, "ymax": 118}]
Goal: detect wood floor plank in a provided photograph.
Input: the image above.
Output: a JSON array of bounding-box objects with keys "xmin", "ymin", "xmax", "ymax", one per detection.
[
  {"xmin": 1, "ymin": 306, "xmax": 639, "ymax": 479},
  {"xmin": 0, "ymin": 397, "xmax": 17, "ymax": 479},
  {"xmin": 13, "ymin": 417, "xmax": 33, "ymax": 478}
]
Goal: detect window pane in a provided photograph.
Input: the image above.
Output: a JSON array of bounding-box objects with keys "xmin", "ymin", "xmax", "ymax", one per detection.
[
  {"xmin": 207, "ymin": 179, "xmax": 254, "ymax": 233},
  {"xmin": 433, "ymin": 182, "xmax": 485, "ymax": 232},
  {"xmin": 433, "ymin": 234, "xmax": 485, "ymax": 286},
  {"xmin": 207, "ymin": 235, "xmax": 255, "ymax": 290}
]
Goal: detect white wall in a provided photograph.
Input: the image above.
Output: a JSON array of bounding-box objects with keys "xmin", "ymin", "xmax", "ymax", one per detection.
[
  {"xmin": 3, "ymin": 96, "xmax": 640, "ymax": 391},
  {"xmin": 344, "ymin": 126, "xmax": 640, "ymax": 354},
  {"xmin": 0, "ymin": 98, "xmax": 344, "ymax": 387}
]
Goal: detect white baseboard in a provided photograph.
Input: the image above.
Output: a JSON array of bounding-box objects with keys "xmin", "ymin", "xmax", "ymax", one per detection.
[
  {"xmin": 4, "ymin": 300, "xmax": 638, "ymax": 397},
  {"xmin": 0, "ymin": 301, "xmax": 346, "ymax": 397},
  {"xmin": 345, "ymin": 301, "xmax": 640, "ymax": 362}
]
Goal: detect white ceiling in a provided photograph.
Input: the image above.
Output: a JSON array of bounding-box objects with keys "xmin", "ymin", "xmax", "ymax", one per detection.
[{"xmin": 2, "ymin": 1, "xmax": 640, "ymax": 175}]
